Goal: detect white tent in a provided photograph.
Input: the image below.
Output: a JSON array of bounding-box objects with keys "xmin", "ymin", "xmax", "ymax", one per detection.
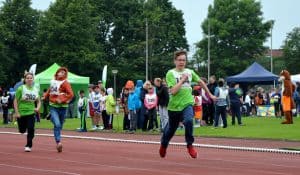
[{"xmin": 291, "ymin": 74, "xmax": 300, "ymax": 83}]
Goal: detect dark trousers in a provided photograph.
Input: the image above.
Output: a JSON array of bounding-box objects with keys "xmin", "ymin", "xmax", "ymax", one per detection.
[
  {"xmin": 214, "ymin": 106, "xmax": 227, "ymax": 128},
  {"xmin": 17, "ymin": 114, "xmax": 35, "ymax": 148},
  {"xmin": 2, "ymin": 108, "xmax": 8, "ymax": 124},
  {"xmin": 123, "ymin": 113, "xmax": 130, "ymax": 130},
  {"xmin": 161, "ymin": 105, "xmax": 194, "ymax": 147},
  {"xmin": 67, "ymin": 103, "xmax": 74, "ymax": 118},
  {"xmin": 42, "ymin": 103, "xmax": 48, "ymax": 118},
  {"xmin": 137, "ymin": 107, "xmax": 144, "ymax": 129},
  {"xmin": 143, "ymin": 108, "xmax": 157, "ymax": 130},
  {"xmin": 102, "ymin": 110, "xmax": 109, "ymax": 129},
  {"xmin": 231, "ymin": 102, "xmax": 242, "ymax": 125},
  {"xmin": 202, "ymin": 103, "xmax": 214, "ymax": 125}
]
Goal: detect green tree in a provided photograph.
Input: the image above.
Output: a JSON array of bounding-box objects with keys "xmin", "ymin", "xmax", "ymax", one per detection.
[
  {"xmin": 88, "ymin": 0, "xmax": 188, "ymax": 87},
  {"xmin": 282, "ymin": 27, "xmax": 300, "ymax": 74},
  {"xmin": 197, "ymin": 0, "xmax": 272, "ymax": 78},
  {"xmin": 0, "ymin": 0, "xmax": 40, "ymax": 86},
  {"xmin": 146, "ymin": 0, "xmax": 188, "ymax": 80},
  {"xmin": 31, "ymin": 0, "xmax": 104, "ymax": 82}
]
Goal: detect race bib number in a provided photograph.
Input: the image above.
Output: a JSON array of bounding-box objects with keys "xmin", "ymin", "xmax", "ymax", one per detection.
[{"xmin": 50, "ymin": 80, "xmax": 65, "ymax": 95}]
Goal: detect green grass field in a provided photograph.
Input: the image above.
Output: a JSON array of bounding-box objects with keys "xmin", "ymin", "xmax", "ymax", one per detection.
[{"xmin": 1, "ymin": 115, "xmax": 300, "ymax": 141}]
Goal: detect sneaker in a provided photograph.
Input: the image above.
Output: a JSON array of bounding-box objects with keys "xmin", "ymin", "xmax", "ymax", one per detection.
[
  {"xmin": 187, "ymin": 145, "xmax": 197, "ymax": 158},
  {"xmin": 159, "ymin": 145, "xmax": 167, "ymax": 158},
  {"xmin": 194, "ymin": 124, "xmax": 200, "ymax": 128},
  {"xmin": 56, "ymin": 142, "xmax": 63, "ymax": 153},
  {"xmin": 24, "ymin": 147, "xmax": 31, "ymax": 152},
  {"xmin": 97, "ymin": 126, "xmax": 104, "ymax": 130}
]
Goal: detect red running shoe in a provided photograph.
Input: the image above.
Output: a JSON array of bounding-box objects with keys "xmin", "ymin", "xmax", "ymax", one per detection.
[
  {"xmin": 56, "ymin": 142, "xmax": 63, "ymax": 153},
  {"xmin": 187, "ymin": 145, "xmax": 197, "ymax": 158},
  {"xmin": 159, "ymin": 145, "xmax": 167, "ymax": 158}
]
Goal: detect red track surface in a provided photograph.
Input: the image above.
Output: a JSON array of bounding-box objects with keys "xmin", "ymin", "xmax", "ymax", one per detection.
[{"xmin": 0, "ymin": 129, "xmax": 300, "ymax": 175}]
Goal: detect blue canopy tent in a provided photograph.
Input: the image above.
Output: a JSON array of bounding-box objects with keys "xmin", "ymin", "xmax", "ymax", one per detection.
[{"xmin": 226, "ymin": 62, "xmax": 279, "ymax": 85}]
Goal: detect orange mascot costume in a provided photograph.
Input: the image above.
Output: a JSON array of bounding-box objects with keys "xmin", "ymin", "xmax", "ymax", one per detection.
[{"xmin": 279, "ymin": 70, "xmax": 296, "ymax": 124}]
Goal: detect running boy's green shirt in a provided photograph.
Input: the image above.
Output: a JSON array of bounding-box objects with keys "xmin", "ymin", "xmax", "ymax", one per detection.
[
  {"xmin": 166, "ymin": 68, "xmax": 200, "ymax": 111},
  {"xmin": 15, "ymin": 85, "xmax": 39, "ymax": 116}
]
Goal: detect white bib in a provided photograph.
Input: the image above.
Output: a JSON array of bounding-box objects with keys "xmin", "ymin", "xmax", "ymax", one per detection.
[
  {"xmin": 78, "ymin": 97, "xmax": 84, "ymax": 107},
  {"xmin": 22, "ymin": 85, "xmax": 39, "ymax": 102},
  {"xmin": 91, "ymin": 92, "xmax": 102, "ymax": 103},
  {"xmin": 145, "ymin": 94, "xmax": 157, "ymax": 106},
  {"xmin": 218, "ymin": 87, "xmax": 228, "ymax": 99},
  {"xmin": 1, "ymin": 96, "xmax": 9, "ymax": 104},
  {"xmin": 171, "ymin": 69, "xmax": 192, "ymax": 88},
  {"xmin": 50, "ymin": 80, "xmax": 65, "ymax": 95}
]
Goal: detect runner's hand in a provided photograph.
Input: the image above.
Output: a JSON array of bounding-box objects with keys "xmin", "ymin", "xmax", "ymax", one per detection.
[{"xmin": 15, "ymin": 112, "xmax": 21, "ymax": 118}]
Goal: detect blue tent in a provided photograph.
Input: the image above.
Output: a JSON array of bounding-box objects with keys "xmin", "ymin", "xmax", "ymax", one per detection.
[{"xmin": 226, "ymin": 62, "xmax": 278, "ymax": 84}]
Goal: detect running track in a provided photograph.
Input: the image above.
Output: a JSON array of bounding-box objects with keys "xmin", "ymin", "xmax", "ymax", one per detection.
[{"xmin": 0, "ymin": 129, "xmax": 299, "ymax": 175}]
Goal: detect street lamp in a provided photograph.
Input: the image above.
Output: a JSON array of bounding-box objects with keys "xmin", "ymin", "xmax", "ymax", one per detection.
[
  {"xmin": 112, "ymin": 69, "xmax": 118, "ymax": 100},
  {"xmin": 270, "ymin": 21, "xmax": 274, "ymax": 73},
  {"xmin": 207, "ymin": 20, "xmax": 214, "ymax": 80},
  {"xmin": 145, "ymin": 1, "xmax": 149, "ymax": 81}
]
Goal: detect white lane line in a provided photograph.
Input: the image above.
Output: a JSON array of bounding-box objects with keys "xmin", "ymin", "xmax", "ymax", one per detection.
[
  {"xmin": 0, "ymin": 151, "xmax": 190, "ymax": 175},
  {"xmin": 0, "ymin": 163, "xmax": 80, "ymax": 175},
  {"xmin": 1, "ymin": 131, "xmax": 300, "ymax": 154}
]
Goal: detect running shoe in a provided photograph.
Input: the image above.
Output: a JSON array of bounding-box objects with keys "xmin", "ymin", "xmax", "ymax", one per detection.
[
  {"xmin": 24, "ymin": 147, "xmax": 31, "ymax": 152},
  {"xmin": 56, "ymin": 142, "xmax": 63, "ymax": 153},
  {"xmin": 187, "ymin": 145, "xmax": 197, "ymax": 158}
]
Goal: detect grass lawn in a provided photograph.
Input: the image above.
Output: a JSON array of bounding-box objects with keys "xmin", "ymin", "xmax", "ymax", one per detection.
[{"xmin": 1, "ymin": 115, "xmax": 300, "ymax": 141}]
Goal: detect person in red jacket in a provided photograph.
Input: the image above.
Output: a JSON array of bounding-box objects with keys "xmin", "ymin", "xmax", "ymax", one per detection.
[{"xmin": 44, "ymin": 67, "xmax": 74, "ymax": 153}]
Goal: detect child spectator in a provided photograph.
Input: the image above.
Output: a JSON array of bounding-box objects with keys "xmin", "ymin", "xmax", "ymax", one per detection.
[
  {"xmin": 90, "ymin": 85, "xmax": 103, "ymax": 130},
  {"xmin": 144, "ymin": 85, "xmax": 158, "ymax": 131},
  {"xmin": 77, "ymin": 90, "xmax": 88, "ymax": 132},
  {"xmin": 99, "ymin": 87, "xmax": 108, "ymax": 129},
  {"xmin": 121, "ymin": 88, "xmax": 130, "ymax": 131},
  {"xmin": 128, "ymin": 86, "xmax": 139, "ymax": 133},
  {"xmin": 192, "ymin": 88, "xmax": 202, "ymax": 127},
  {"xmin": 1, "ymin": 91, "xmax": 10, "ymax": 124},
  {"xmin": 105, "ymin": 88, "xmax": 116, "ymax": 130}
]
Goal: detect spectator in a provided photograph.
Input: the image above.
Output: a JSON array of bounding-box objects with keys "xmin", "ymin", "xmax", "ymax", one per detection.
[
  {"xmin": 1, "ymin": 91, "xmax": 10, "ymax": 124},
  {"xmin": 144, "ymin": 85, "xmax": 158, "ymax": 131},
  {"xmin": 214, "ymin": 78, "xmax": 229, "ymax": 128},
  {"xmin": 77, "ymin": 90, "xmax": 88, "ymax": 132},
  {"xmin": 229, "ymin": 83, "xmax": 244, "ymax": 126},
  {"xmin": 154, "ymin": 78, "xmax": 169, "ymax": 132}
]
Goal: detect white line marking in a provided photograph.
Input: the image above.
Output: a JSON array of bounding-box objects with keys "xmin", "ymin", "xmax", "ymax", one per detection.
[
  {"xmin": 0, "ymin": 163, "xmax": 80, "ymax": 175},
  {"xmin": 0, "ymin": 151, "xmax": 190, "ymax": 175},
  {"xmin": 1, "ymin": 131, "xmax": 300, "ymax": 154}
]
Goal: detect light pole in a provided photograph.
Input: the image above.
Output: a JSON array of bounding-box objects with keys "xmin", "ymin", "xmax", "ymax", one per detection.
[
  {"xmin": 207, "ymin": 20, "xmax": 214, "ymax": 80},
  {"xmin": 270, "ymin": 21, "xmax": 274, "ymax": 73},
  {"xmin": 146, "ymin": 17, "xmax": 149, "ymax": 81},
  {"xmin": 145, "ymin": 0, "xmax": 149, "ymax": 81},
  {"xmin": 112, "ymin": 69, "xmax": 118, "ymax": 100}
]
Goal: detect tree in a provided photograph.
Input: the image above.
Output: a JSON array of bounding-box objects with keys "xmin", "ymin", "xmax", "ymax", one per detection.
[
  {"xmin": 196, "ymin": 0, "xmax": 272, "ymax": 78},
  {"xmin": 282, "ymin": 27, "xmax": 300, "ymax": 74},
  {"xmin": 31, "ymin": 0, "xmax": 104, "ymax": 82},
  {"xmin": 0, "ymin": 0, "xmax": 40, "ymax": 86},
  {"xmin": 146, "ymin": 0, "xmax": 188, "ymax": 80},
  {"xmin": 89, "ymin": 0, "xmax": 188, "ymax": 85}
]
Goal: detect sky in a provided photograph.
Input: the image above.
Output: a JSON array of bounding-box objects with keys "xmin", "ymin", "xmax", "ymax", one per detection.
[{"xmin": 3, "ymin": 0, "xmax": 300, "ymax": 51}]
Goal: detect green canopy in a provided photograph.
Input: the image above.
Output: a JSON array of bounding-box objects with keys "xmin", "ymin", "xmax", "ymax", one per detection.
[{"xmin": 35, "ymin": 63, "xmax": 89, "ymax": 84}]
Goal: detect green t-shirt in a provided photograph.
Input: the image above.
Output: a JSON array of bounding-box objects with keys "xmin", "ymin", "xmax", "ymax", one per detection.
[
  {"xmin": 166, "ymin": 68, "xmax": 200, "ymax": 111},
  {"xmin": 15, "ymin": 85, "xmax": 39, "ymax": 116}
]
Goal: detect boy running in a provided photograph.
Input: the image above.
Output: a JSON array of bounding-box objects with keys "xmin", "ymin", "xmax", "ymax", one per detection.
[{"xmin": 159, "ymin": 50, "xmax": 216, "ymax": 158}]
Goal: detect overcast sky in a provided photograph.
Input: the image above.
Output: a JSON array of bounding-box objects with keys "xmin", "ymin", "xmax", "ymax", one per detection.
[{"xmin": 2, "ymin": 0, "xmax": 300, "ymax": 51}]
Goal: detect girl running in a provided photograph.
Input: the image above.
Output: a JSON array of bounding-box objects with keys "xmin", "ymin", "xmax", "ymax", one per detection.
[{"xmin": 14, "ymin": 72, "xmax": 41, "ymax": 152}]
